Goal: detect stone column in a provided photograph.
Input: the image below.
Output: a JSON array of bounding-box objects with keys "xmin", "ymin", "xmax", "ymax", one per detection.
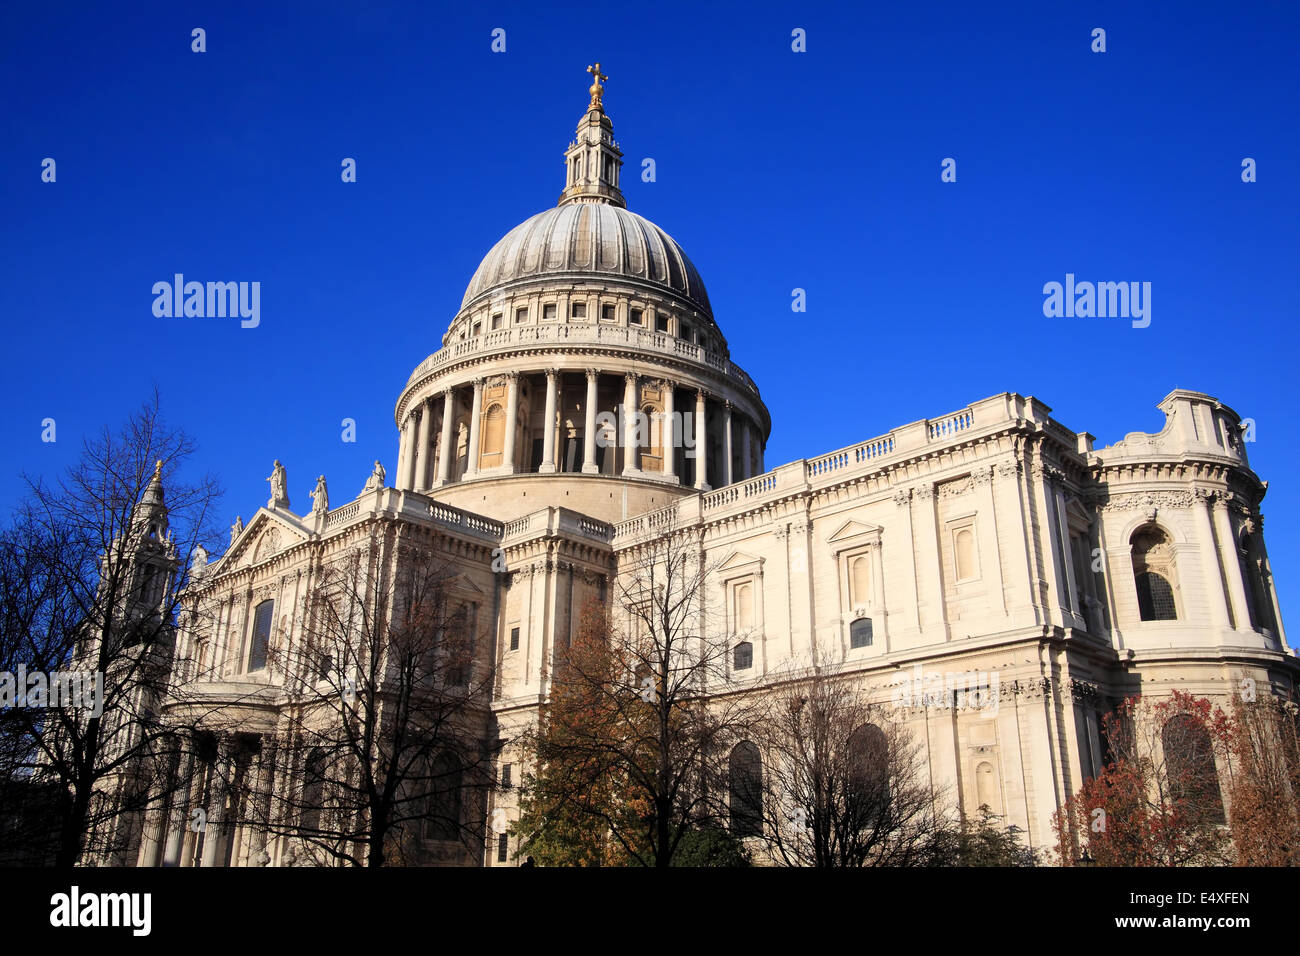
[
  {"xmin": 159, "ymin": 748, "xmax": 194, "ymax": 866},
  {"xmin": 136, "ymin": 806, "xmax": 164, "ymax": 867},
  {"xmin": 1194, "ymin": 491, "xmax": 1231, "ymax": 628},
  {"xmin": 741, "ymin": 416, "xmax": 752, "ymax": 481},
  {"xmin": 913, "ymin": 484, "xmax": 948, "ymax": 640},
  {"xmin": 662, "ymin": 382, "xmax": 677, "ymax": 481},
  {"xmin": 414, "ymin": 399, "xmax": 432, "ymax": 491},
  {"xmin": 540, "ymin": 370, "xmax": 558, "ymax": 474},
  {"xmin": 622, "ymin": 372, "xmax": 640, "ymax": 475},
  {"xmin": 502, "ymin": 372, "xmax": 519, "ymax": 474},
  {"xmin": 400, "ymin": 414, "xmax": 417, "ymax": 491},
  {"xmin": 436, "ymin": 387, "xmax": 455, "ymax": 485},
  {"xmin": 694, "ymin": 389, "xmax": 709, "ymax": 490},
  {"xmin": 199, "ymin": 744, "xmax": 229, "ymax": 867},
  {"xmin": 466, "ymin": 378, "xmax": 484, "ymax": 478},
  {"xmin": 1053, "ymin": 485, "xmax": 1081, "ymax": 626},
  {"xmin": 1213, "ymin": 498, "xmax": 1251, "ymax": 630},
  {"xmin": 582, "ymin": 369, "xmax": 599, "ymax": 474},
  {"xmin": 723, "ymin": 401, "xmax": 734, "ymax": 486}
]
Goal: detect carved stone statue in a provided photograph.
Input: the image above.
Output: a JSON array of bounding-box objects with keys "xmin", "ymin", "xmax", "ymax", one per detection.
[
  {"xmin": 267, "ymin": 459, "xmax": 289, "ymax": 509},
  {"xmin": 192, "ymin": 543, "xmax": 209, "ymax": 577},
  {"xmin": 310, "ymin": 475, "xmax": 329, "ymax": 514},
  {"xmin": 229, "ymin": 515, "xmax": 243, "ymax": 545},
  {"xmin": 363, "ymin": 459, "xmax": 386, "ymax": 493}
]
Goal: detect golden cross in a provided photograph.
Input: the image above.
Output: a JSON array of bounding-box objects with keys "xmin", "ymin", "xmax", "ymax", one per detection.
[{"xmin": 586, "ymin": 62, "xmax": 608, "ymax": 107}]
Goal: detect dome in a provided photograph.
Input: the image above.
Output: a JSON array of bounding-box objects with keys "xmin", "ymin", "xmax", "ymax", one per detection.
[{"xmin": 460, "ymin": 203, "xmax": 712, "ymax": 317}]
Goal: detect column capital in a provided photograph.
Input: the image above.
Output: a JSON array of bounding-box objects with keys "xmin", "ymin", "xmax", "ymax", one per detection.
[
  {"xmin": 503, "ymin": 370, "xmax": 519, "ymax": 383},
  {"xmin": 723, "ymin": 399, "xmax": 734, "ymax": 412},
  {"xmin": 624, "ymin": 370, "xmax": 638, "ymax": 386},
  {"xmin": 585, "ymin": 367, "xmax": 599, "ymax": 381},
  {"xmin": 545, "ymin": 367, "xmax": 559, "ymax": 382},
  {"xmin": 696, "ymin": 387, "xmax": 710, "ymax": 401}
]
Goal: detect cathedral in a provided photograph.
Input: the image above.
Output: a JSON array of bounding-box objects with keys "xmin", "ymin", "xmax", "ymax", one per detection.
[{"xmin": 126, "ymin": 67, "xmax": 1293, "ymax": 866}]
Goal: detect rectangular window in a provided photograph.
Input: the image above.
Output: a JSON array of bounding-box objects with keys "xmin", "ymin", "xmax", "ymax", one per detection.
[
  {"xmin": 601, "ymin": 303, "xmax": 617, "ymax": 321},
  {"xmin": 629, "ymin": 308, "xmax": 643, "ymax": 326},
  {"xmin": 850, "ymin": 617, "xmax": 873, "ymax": 649},
  {"xmin": 248, "ymin": 600, "xmax": 274, "ymax": 672},
  {"xmin": 543, "ymin": 303, "xmax": 557, "ymax": 320},
  {"xmin": 733, "ymin": 641, "xmax": 753, "ymax": 670},
  {"xmin": 472, "ymin": 321, "xmax": 482, "ymax": 336},
  {"xmin": 655, "ymin": 314, "xmax": 670, "ymax": 334},
  {"xmin": 510, "ymin": 626, "xmax": 520, "ymax": 650},
  {"xmin": 501, "ymin": 763, "xmax": 513, "ymax": 789},
  {"xmin": 491, "ymin": 313, "xmax": 503, "ymax": 330},
  {"xmin": 515, "ymin": 307, "xmax": 529, "ymax": 324},
  {"xmin": 497, "ymin": 832, "xmax": 509, "ymax": 863},
  {"xmin": 571, "ymin": 301, "xmax": 587, "ymax": 319}
]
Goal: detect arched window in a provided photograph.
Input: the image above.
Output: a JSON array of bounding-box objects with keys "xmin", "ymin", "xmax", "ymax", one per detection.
[
  {"xmin": 733, "ymin": 641, "xmax": 753, "ymax": 670},
  {"xmin": 248, "ymin": 599, "xmax": 274, "ymax": 672},
  {"xmin": 734, "ymin": 582, "xmax": 753, "ymax": 632},
  {"xmin": 954, "ymin": 527, "xmax": 978, "ymax": 581},
  {"xmin": 642, "ymin": 404, "xmax": 663, "ymax": 471},
  {"xmin": 729, "ymin": 742, "xmax": 762, "ymax": 837},
  {"xmin": 848, "ymin": 724, "xmax": 889, "ymax": 803},
  {"xmin": 975, "ymin": 761, "xmax": 999, "ymax": 813},
  {"xmin": 1131, "ymin": 526, "xmax": 1178, "ymax": 621},
  {"xmin": 850, "ymin": 555, "xmax": 871, "ymax": 607},
  {"xmin": 299, "ymin": 748, "xmax": 326, "ymax": 834},
  {"xmin": 849, "ymin": 617, "xmax": 873, "ymax": 649},
  {"xmin": 426, "ymin": 751, "xmax": 463, "ymax": 841},
  {"xmin": 480, "ymin": 403, "xmax": 505, "ymax": 467},
  {"xmin": 1161, "ymin": 714, "xmax": 1224, "ymax": 823}
]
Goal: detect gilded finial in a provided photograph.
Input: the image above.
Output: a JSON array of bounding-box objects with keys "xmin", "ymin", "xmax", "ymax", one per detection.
[
  {"xmin": 153, "ymin": 459, "xmax": 163, "ymax": 479},
  {"xmin": 586, "ymin": 62, "xmax": 608, "ymax": 109}
]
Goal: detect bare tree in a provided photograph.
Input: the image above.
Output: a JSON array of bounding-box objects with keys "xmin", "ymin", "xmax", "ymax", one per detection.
[
  {"xmin": 0, "ymin": 393, "xmax": 223, "ymax": 866},
  {"xmin": 517, "ymin": 515, "xmax": 761, "ymax": 866},
  {"xmin": 244, "ymin": 531, "xmax": 499, "ymax": 866},
  {"xmin": 753, "ymin": 665, "xmax": 950, "ymax": 867}
]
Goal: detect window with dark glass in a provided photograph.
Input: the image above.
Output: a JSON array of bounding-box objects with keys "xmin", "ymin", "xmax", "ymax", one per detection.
[
  {"xmin": 497, "ymin": 832, "xmax": 509, "ymax": 863},
  {"xmin": 729, "ymin": 742, "xmax": 762, "ymax": 837},
  {"xmin": 850, "ymin": 617, "xmax": 873, "ymax": 649},
  {"xmin": 426, "ymin": 752, "xmax": 462, "ymax": 841},
  {"xmin": 248, "ymin": 600, "xmax": 274, "ymax": 671},
  {"xmin": 733, "ymin": 641, "xmax": 753, "ymax": 670},
  {"xmin": 510, "ymin": 626, "xmax": 520, "ymax": 651}
]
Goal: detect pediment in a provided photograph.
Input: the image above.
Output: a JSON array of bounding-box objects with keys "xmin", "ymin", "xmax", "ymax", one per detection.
[
  {"xmin": 216, "ymin": 509, "xmax": 311, "ymax": 571},
  {"xmin": 826, "ymin": 519, "xmax": 883, "ymax": 553},
  {"xmin": 716, "ymin": 549, "xmax": 764, "ymax": 576},
  {"xmin": 827, "ymin": 519, "xmax": 882, "ymax": 543}
]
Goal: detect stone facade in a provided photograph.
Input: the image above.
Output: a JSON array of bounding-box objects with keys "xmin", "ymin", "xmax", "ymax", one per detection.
[{"xmin": 128, "ymin": 79, "xmax": 1295, "ymax": 867}]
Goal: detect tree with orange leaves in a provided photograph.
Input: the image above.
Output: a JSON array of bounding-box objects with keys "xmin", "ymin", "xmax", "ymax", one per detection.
[{"xmin": 1055, "ymin": 690, "xmax": 1232, "ymax": 866}]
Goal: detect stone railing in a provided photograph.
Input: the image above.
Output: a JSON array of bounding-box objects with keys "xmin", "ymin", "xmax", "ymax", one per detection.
[
  {"xmin": 324, "ymin": 501, "xmax": 361, "ymax": 526},
  {"xmin": 405, "ymin": 324, "xmax": 760, "ymax": 399},
  {"xmin": 500, "ymin": 507, "xmax": 615, "ymax": 546},
  {"xmin": 428, "ymin": 501, "xmax": 503, "ymax": 540},
  {"xmin": 690, "ymin": 395, "xmax": 1021, "ymax": 522}
]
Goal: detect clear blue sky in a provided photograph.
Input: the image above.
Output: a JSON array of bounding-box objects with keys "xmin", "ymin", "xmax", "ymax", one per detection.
[{"xmin": 2, "ymin": 2, "xmax": 1297, "ymax": 619}]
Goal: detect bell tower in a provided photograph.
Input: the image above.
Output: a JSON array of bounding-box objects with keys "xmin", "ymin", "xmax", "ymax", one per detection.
[{"xmin": 558, "ymin": 63, "xmax": 625, "ymax": 208}]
